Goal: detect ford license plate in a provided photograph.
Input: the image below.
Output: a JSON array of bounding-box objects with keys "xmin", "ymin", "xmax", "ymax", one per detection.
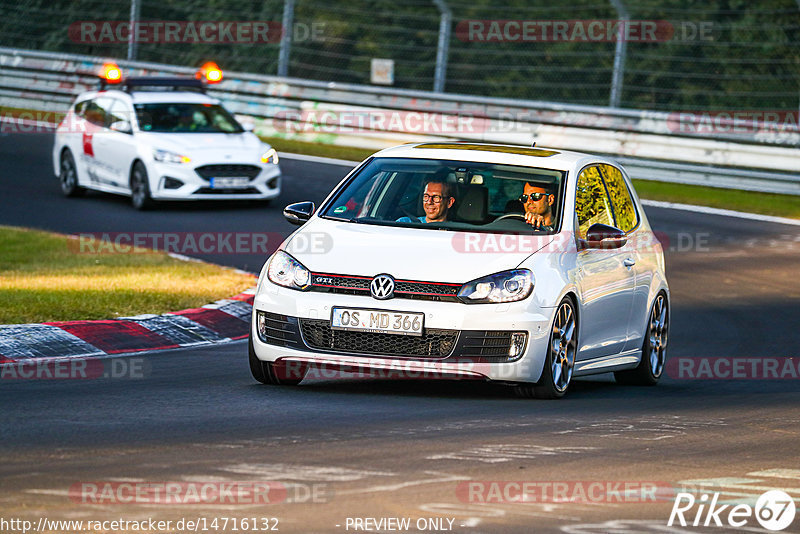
[
  {"xmin": 210, "ymin": 177, "xmax": 249, "ymax": 189},
  {"xmin": 331, "ymin": 307, "xmax": 424, "ymax": 337}
]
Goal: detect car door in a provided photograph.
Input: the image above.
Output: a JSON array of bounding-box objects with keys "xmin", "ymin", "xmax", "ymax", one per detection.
[
  {"xmin": 78, "ymin": 97, "xmax": 107, "ymax": 185},
  {"xmin": 600, "ymin": 164, "xmax": 650, "ymax": 352},
  {"xmin": 574, "ymin": 165, "xmax": 635, "ymax": 361},
  {"xmin": 97, "ymin": 98, "xmax": 138, "ymax": 188}
]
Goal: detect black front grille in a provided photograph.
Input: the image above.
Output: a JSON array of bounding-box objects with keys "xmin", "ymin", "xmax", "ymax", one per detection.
[
  {"xmin": 300, "ymin": 319, "xmax": 458, "ymax": 358},
  {"xmin": 256, "ymin": 311, "xmax": 303, "ymax": 348},
  {"xmin": 309, "ymin": 273, "xmax": 462, "ymax": 302},
  {"xmin": 194, "ymin": 187, "xmax": 261, "ymax": 195},
  {"xmin": 195, "ymin": 164, "xmax": 262, "ymax": 179}
]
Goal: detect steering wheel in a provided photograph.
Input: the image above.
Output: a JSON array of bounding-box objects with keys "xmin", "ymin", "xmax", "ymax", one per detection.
[{"xmin": 494, "ymin": 213, "xmax": 526, "ymax": 222}]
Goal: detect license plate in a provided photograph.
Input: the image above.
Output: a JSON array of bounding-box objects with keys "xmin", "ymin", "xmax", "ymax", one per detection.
[
  {"xmin": 210, "ymin": 177, "xmax": 250, "ymax": 189},
  {"xmin": 331, "ymin": 307, "xmax": 424, "ymax": 337}
]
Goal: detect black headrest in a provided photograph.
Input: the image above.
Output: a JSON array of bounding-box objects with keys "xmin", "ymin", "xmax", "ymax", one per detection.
[{"xmin": 456, "ymin": 185, "xmax": 488, "ymax": 223}]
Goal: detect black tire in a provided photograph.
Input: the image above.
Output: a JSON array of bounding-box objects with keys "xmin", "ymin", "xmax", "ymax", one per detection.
[
  {"xmin": 59, "ymin": 150, "xmax": 85, "ymax": 197},
  {"xmin": 130, "ymin": 161, "xmax": 154, "ymax": 210},
  {"xmin": 615, "ymin": 292, "xmax": 669, "ymax": 386},
  {"xmin": 515, "ymin": 296, "xmax": 578, "ymax": 399},
  {"xmin": 248, "ymin": 333, "xmax": 307, "ymax": 386}
]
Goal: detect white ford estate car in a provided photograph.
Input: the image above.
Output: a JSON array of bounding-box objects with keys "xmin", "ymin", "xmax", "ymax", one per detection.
[
  {"xmin": 52, "ymin": 64, "xmax": 280, "ymax": 210},
  {"xmin": 250, "ymin": 143, "xmax": 669, "ymax": 398}
]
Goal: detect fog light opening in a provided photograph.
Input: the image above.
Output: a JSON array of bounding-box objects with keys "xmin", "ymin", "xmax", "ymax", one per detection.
[
  {"xmin": 256, "ymin": 310, "xmax": 268, "ymax": 342},
  {"xmin": 509, "ymin": 332, "xmax": 527, "ymax": 359},
  {"xmin": 267, "ymin": 177, "xmax": 279, "ymax": 189},
  {"xmin": 162, "ymin": 176, "xmax": 183, "ymax": 190}
]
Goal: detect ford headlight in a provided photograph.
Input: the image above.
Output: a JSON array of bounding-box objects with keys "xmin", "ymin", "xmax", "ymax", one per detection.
[
  {"xmin": 153, "ymin": 149, "xmax": 191, "ymax": 164},
  {"xmin": 267, "ymin": 250, "xmax": 310, "ymax": 290},
  {"xmin": 261, "ymin": 147, "xmax": 279, "ymax": 164},
  {"xmin": 458, "ymin": 269, "xmax": 534, "ymax": 304}
]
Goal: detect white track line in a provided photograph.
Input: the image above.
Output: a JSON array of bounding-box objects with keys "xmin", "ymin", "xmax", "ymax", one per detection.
[
  {"xmin": 280, "ymin": 152, "xmax": 359, "ymax": 167},
  {"xmin": 641, "ymin": 199, "xmax": 800, "ymax": 226}
]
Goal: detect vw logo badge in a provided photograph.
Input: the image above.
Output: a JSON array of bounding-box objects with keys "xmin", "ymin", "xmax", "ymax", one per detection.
[{"xmin": 370, "ymin": 274, "xmax": 395, "ymax": 300}]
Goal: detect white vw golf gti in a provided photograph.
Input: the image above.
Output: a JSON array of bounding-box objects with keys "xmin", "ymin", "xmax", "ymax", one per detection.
[
  {"xmin": 250, "ymin": 143, "xmax": 669, "ymax": 398},
  {"xmin": 52, "ymin": 63, "xmax": 281, "ymax": 210}
]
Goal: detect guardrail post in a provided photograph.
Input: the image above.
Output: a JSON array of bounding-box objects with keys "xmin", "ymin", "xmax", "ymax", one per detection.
[
  {"xmin": 433, "ymin": 0, "xmax": 452, "ymax": 93},
  {"xmin": 127, "ymin": 0, "xmax": 141, "ymax": 61},
  {"xmin": 609, "ymin": 0, "xmax": 628, "ymax": 108},
  {"xmin": 278, "ymin": 0, "xmax": 295, "ymax": 77}
]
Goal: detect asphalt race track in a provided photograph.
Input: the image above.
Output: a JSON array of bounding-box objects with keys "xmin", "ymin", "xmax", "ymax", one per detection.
[{"xmin": 1, "ymin": 131, "xmax": 799, "ymax": 533}]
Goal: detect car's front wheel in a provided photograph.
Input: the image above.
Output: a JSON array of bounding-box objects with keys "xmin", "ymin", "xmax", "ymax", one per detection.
[
  {"xmin": 130, "ymin": 161, "xmax": 154, "ymax": 210},
  {"xmin": 615, "ymin": 292, "xmax": 669, "ymax": 386},
  {"xmin": 516, "ymin": 296, "xmax": 578, "ymax": 399},
  {"xmin": 59, "ymin": 150, "xmax": 85, "ymax": 197},
  {"xmin": 248, "ymin": 333, "xmax": 307, "ymax": 386}
]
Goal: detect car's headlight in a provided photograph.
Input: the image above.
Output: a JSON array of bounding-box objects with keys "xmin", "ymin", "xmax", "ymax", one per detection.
[
  {"xmin": 458, "ymin": 269, "xmax": 534, "ymax": 304},
  {"xmin": 267, "ymin": 250, "xmax": 310, "ymax": 290},
  {"xmin": 261, "ymin": 148, "xmax": 279, "ymax": 164},
  {"xmin": 153, "ymin": 149, "xmax": 191, "ymax": 164}
]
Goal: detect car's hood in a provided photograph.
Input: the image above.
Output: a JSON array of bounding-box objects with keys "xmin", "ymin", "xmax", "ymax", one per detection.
[
  {"xmin": 284, "ymin": 218, "xmax": 555, "ymax": 283},
  {"xmin": 141, "ymin": 132, "xmax": 263, "ymax": 155}
]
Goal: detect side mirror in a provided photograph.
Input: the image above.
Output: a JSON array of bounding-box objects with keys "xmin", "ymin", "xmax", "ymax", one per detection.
[
  {"xmin": 581, "ymin": 223, "xmax": 627, "ymax": 250},
  {"xmin": 284, "ymin": 201, "xmax": 315, "ymax": 226},
  {"xmin": 109, "ymin": 120, "xmax": 132, "ymax": 134},
  {"xmin": 242, "ymin": 123, "xmax": 255, "ymax": 132}
]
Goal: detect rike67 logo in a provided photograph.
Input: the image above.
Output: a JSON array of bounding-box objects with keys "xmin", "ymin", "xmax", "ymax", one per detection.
[{"xmin": 668, "ymin": 490, "xmax": 796, "ymax": 531}]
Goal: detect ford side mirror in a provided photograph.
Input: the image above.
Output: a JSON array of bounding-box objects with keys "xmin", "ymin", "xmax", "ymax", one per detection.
[
  {"xmin": 109, "ymin": 120, "xmax": 132, "ymax": 134},
  {"xmin": 581, "ymin": 223, "xmax": 627, "ymax": 250},
  {"xmin": 284, "ymin": 201, "xmax": 315, "ymax": 226}
]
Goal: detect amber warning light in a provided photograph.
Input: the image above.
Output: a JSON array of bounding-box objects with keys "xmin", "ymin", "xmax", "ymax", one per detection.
[
  {"xmin": 100, "ymin": 62, "xmax": 122, "ymax": 83},
  {"xmin": 196, "ymin": 62, "xmax": 223, "ymax": 84}
]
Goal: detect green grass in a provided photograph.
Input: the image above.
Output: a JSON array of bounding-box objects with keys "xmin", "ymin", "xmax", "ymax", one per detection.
[
  {"xmin": 631, "ymin": 180, "xmax": 800, "ymax": 219},
  {"xmin": 262, "ymin": 136, "xmax": 375, "ymax": 162},
  {"xmin": 0, "ymin": 226, "xmax": 255, "ymax": 324},
  {"xmin": 261, "ymin": 136, "xmax": 799, "ymax": 219}
]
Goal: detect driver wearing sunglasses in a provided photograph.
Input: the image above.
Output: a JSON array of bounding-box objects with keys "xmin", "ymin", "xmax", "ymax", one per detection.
[{"xmin": 520, "ymin": 183, "xmax": 555, "ymax": 230}]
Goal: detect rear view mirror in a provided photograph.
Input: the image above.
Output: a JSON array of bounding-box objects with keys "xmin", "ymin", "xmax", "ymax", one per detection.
[
  {"xmin": 284, "ymin": 201, "xmax": 315, "ymax": 225},
  {"xmin": 582, "ymin": 223, "xmax": 627, "ymax": 249}
]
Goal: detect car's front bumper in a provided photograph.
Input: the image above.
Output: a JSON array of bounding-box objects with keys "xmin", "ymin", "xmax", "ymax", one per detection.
[
  {"xmin": 250, "ymin": 281, "xmax": 555, "ymax": 383},
  {"xmin": 148, "ymin": 161, "xmax": 281, "ymax": 200}
]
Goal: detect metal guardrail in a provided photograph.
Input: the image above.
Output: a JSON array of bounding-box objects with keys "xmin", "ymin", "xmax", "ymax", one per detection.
[{"xmin": 1, "ymin": 46, "xmax": 798, "ymax": 195}]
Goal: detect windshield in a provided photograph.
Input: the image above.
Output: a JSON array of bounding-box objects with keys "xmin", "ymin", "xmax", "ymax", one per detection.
[
  {"xmin": 320, "ymin": 158, "xmax": 565, "ymax": 234},
  {"xmin": 134, "ymin": 103, "xmax": 244, "ymax": 133}
]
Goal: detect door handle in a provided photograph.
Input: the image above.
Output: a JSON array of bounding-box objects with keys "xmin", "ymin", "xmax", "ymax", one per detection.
[{"xmin": 623, "ymin": 258, "xmax": 636, "ymax": 268}]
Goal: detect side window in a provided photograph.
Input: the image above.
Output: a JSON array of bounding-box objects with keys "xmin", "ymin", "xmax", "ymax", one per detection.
[
  {"xmin": 575, "ymin": 166, "xmax": 614, "ymax": 240},
  {"xmin": 107, "ymin": 99, "xmax": 130, "ymax": 128},
  {"xmin": 74, "ymin": 100, "xmax": 88, "ymax": 118},
  {"xmin": 83, "ymin": 97, "xmax": 113, "ymax": 127},
  {"xmin": 601, "ymin": 164, "xmax": 638, "ymax": 232}
]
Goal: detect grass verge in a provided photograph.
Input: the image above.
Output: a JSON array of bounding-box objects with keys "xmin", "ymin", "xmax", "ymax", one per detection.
[
  {"xmin": 0, "ymin": 226, "xmax": 255, "ymax": 324},
  {"xmin": 262, "ymin": 136, "xmax": 800, "ymax": 219}
]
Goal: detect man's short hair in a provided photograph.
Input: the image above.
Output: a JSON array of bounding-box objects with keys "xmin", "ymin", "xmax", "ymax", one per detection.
[
  {"xmin": 424, "ymin": 179, "xmax": 453, "ymax": 199},
  {"xmin": 525, "ymin": 182, "xmax": 553, "ymax": 195}
]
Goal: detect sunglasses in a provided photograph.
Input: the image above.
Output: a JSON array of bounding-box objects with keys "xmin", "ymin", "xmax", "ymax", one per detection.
[{"xmin": 519, "ymin": 192, "xmax": 549, "ymax": 203}]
